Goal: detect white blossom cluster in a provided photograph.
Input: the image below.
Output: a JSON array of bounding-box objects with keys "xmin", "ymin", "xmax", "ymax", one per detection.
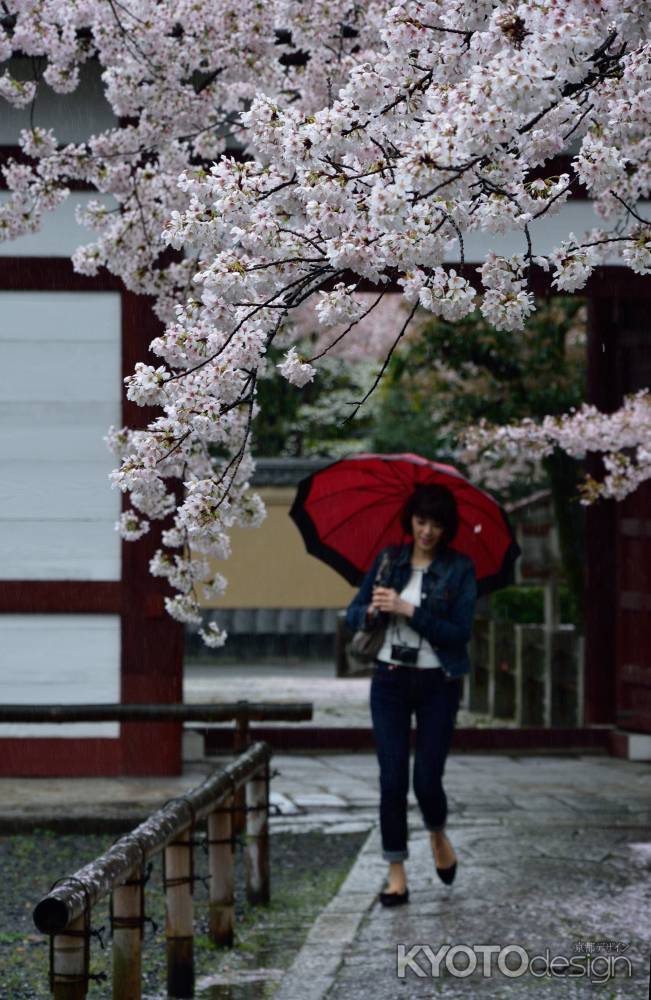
[
  {"xmin": 2, "ymin": 1, "xmax": 651, "ymax": 639},
  {"xmin": 459, "ymin": 390, "xmax": 651, "ymax": 503}
]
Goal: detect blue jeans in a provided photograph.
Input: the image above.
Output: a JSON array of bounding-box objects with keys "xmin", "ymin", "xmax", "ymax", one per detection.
[{"xmin": 370, "ymin": 661, "xmax": 462, "ymax": 862}]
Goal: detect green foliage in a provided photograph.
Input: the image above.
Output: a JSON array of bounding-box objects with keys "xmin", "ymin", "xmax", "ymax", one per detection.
[
  {"xmin": 366, "ymin": 368, "xmax": 453, "ymax": 461},
  {"xmin": 252, "ymin": 298, "xmax": 586, "ymax": 466},
  {"xmin": 371, "ymin": 297, "xmax": 586, "ymax": 468},
  {"xmin": 491, "ymin": 585, "xmax": 578, "ymax": 626},
  {"xmin": 253, "ymin": 345, "xmax": 374, "ymax": 457}
]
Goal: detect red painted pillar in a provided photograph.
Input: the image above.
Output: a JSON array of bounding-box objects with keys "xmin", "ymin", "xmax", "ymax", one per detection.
[
  {"xmin": 584, "ymin": 269, "xmax": 651, "ymax": 731},
  {"xmin": 120, "ymin": 290, "xmax": 184, "ymax": 775},
  {"xmin": 583, "ymin": 274, "xmax": 619, "ymax": 726}
]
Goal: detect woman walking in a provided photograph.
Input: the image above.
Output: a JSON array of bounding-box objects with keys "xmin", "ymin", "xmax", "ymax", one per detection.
[{"xmin": 345, "ymin": 483, "xmax": 477, "ymax": 906}]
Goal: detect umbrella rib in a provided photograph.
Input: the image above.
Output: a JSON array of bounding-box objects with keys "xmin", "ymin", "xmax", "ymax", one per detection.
[
  {"xmin": 293, "ymin": 454, "xmax": 518, "ymax": 586},
  {"xmin": 452, "ymin": 489, "xmax": 514, "ymax": 538},
  {"xmin": 317, "ymin": 493, "xmax": 407, "ymax": 545},
  {"xmin": 304, "ymin": 480, "xmax": 405, "ymax": 506}
]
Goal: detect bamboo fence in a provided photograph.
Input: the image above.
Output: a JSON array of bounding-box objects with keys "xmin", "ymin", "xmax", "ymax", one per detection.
[{"xmin": 32, "ymin": 741, "xmax": 272, "ymax": 1000}]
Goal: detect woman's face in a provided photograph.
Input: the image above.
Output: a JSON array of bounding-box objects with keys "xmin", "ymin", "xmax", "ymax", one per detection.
[{"xmin": 411, "ymin": 514, "xmax": 444, "ymax": 552}]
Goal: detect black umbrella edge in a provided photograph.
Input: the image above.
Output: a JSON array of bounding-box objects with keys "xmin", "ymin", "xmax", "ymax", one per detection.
[{"xmin": 473, "ymin": 538, "xmax": 522, "ymax": 597}]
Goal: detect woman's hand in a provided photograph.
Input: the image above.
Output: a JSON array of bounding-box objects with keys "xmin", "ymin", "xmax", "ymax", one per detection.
[{"xmin": 372, "ymin": 586, "xmax": 414, "ymax": 618}]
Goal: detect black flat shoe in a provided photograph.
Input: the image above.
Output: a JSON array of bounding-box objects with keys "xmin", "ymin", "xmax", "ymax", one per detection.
[
  {"xmin": 436, "ymin": 861, "xmax": 457, "ymax": 886},
  {"xmin": 379, "ymin": 887, "xmax": 409, "ymax": 907}
]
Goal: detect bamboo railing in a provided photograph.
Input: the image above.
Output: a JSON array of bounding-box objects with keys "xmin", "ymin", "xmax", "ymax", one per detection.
[{"xmin": 32, "ymin": 742, "xmax": 272, "ymax": 1000}]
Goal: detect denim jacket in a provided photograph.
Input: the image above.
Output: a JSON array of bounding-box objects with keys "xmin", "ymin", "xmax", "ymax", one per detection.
[{"xmin": 345, "ymin": 543, "xmax": 477, "ymax": 679}]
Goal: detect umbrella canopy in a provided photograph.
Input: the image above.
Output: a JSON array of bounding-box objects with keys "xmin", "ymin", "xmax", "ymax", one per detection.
[{"xmin": 289, "ymin": 452, "xmax": 521, "ymax": 595}]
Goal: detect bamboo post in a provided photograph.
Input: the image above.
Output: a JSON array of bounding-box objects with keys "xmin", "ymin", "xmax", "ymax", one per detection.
[
  {"xmin": 232, "ymin": 714, "xmax": 249, "ymax": 837},
  {"xmin": 207, "ymin": 797, "xmax": 235, "ymax": 946},
  {"xmin": 164, "ymin": 827, "xmax": 194, "ymax": 999},
  {"xmin": 245, "ymin": 765, "xmax": 270, "ymax": 905},
  {"xmin": 51, "ymin": 914, "xmax": 87, "ymax": 1000},
  {"xmin": 111, "ymin": 866, "xmax": 143, "ymax": 1000}
]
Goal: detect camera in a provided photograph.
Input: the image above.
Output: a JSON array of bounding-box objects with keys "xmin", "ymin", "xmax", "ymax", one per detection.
[{"xmin": 391, "ymin": 643, "xmax": 419, "ymax": 666}]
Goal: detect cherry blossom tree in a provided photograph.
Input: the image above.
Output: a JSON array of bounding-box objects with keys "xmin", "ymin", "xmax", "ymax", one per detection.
[
  {"xmin": 1, "ymin": 0, "xmax": 389, "ymax": 643},
  {"xmin": 2, "ymin": 1, "xmax": 651, "ymax": 641},
  {"xmin": 0, "ymin": 0, "xmax": 387, "ymax": 309},
  {"xmin": 459, "ymin": 389, "xmax": 651, "ymax": 504}
]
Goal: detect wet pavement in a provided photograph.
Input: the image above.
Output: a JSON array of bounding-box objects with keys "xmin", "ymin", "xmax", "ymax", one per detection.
[
  {"xmin": 271, "ymin": 753, "xmax": 651, "ymax": 1000},
  {"xmin": 1, "ymin": 660, "xmax": 649, "ymax": 997},
  {"xmin": 2, "ymin": 751, "xmax": 649, "ymax": 997},
  {"xmin": 183, "ymin": 660, "xmax": 515, "ymax": 730}
]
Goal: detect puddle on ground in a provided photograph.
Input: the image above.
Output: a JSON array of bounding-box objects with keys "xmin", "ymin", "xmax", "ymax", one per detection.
[
  {"xmin": 194, "ymin": 928, "xmax": 293, "ymax": 998},
  {"xmin": 197, "ymin": 966, "xmax": 284, "ymax": 998}
]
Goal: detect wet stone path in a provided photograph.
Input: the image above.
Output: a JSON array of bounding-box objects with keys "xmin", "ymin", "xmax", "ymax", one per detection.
[
  {"xmin": 269, "ymin": 753, "xmax": 651, "ymax": 1000},
  {"xmin": 0, "ymin": 751, "xmax": 649, "ymax": 998}
]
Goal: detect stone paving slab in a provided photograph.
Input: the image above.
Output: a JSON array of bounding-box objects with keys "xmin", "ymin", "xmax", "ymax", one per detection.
[
  {"xmin": 270, "ymin": 753, "xmax": 651, "ymax": 1000},
  {"xmin": 2, "ymin": 751, "xmax": 649, "ymax": 832},
  {"xmin": 326, "ymin": 826, "xmax": 650, "ymax": 999}
]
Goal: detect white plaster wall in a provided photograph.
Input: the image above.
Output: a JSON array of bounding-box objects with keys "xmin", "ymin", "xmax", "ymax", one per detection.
[
  {"xmin": 445, "ymin": 200, "xmax": 651, "ymax": 264},
  {"xmin": 0, "ymin": 193, "xmax": 118, "ymax": 258},
  {"xmin": 0, "ymin": 615, "xmax": 120, "ymax": 737},
  {"xmin": 1, "ymin": 189, "xmax": 647, "ymax": 264},
  {"xmin": 0, "ymin": 291, "xmax": 122, "ymax": 579},
  {"xmin": 0, "ymin": 58, "xmax": 116, "ymax": 144}
]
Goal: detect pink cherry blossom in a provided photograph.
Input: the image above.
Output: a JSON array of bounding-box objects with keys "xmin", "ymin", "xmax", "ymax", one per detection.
[
  {"xmin": 459, "ymin": 391, "xmax": 651, "ymax": 503},
  {"xmin": 2, "ymin": 1, "xmax": 651, "ymax": 643}
]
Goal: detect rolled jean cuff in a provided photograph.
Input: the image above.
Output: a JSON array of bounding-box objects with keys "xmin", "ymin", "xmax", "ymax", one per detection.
[
  {"xmin": 383, "ymin": 848, "xmax": 408, "ymax": 862},
  {"xmin": 425, "ymin": 822, "xmax": 446, "ymax": 833}
]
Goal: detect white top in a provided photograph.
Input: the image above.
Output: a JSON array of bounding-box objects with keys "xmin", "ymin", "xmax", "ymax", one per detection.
[{"xmin": 376, "ymin": 568, "xmax": 442, "ymax": 669}]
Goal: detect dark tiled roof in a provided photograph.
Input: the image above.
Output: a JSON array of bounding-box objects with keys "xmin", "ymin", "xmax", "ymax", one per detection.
[{"xmin": 251, "ymin": 457, "xmax": 333, "ymax": 486}]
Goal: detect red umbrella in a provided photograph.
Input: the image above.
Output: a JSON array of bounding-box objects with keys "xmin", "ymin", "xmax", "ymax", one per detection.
[{"xmin": 289, "ymin": 452, "xmax": 520, "ymax": 595}]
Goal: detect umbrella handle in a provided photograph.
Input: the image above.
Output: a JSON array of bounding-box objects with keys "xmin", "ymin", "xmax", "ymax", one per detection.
[{"xmin": 376, "ymin": 550, "xmax": 393, "ymax": 588}]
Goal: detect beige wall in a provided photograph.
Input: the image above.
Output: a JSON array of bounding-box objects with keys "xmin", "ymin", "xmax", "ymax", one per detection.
[{"xmin": 200, "ymin": 487, "xmax": 358, "ymax": 609}]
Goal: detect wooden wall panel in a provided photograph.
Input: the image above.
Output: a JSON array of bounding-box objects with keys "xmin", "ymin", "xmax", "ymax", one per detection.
[{"xmin": 585, "ymin": 273, "xmax": 651, "ymax": 732}]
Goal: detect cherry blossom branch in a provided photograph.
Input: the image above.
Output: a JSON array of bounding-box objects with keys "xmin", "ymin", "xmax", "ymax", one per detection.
[
  {"xmin": 307, "ymin": 289, "xmax": 387, "ymax": 362},
  {"xmin": 343, "ymin": 299, "xmax": 419, "ymax": 423}
]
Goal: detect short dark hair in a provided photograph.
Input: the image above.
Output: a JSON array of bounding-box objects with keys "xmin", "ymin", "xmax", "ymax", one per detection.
[{"xmin": 400, "ymin": 484, "xmax": 458, "ymax": 549}]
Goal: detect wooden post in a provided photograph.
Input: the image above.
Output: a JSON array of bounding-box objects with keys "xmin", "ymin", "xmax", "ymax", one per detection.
[
  {"xmin": 542, "ymin": 576, "xmax": 560, "ymax": 727},
  {"xmin": 164, "ymin": 827, "xmax": 194, "ymax": 999},
  {"xmin": 245, "ymin": 765, "xmax": 270, "ymax": 905},
  {"xmin": 207, "ymin": 798, "xmax": 235, "ymax": 946},
  {"xmin": 111, "ymin": 866, "xmax": 143, "ymax": 1000},
  {"xmin": 514, "ymin": 625, "xmax": 546, "ymax": 727},
  {"xmin": 492, "ymin": 622, "xmax": 516, "ymax": 719},
  {"xmin": 486, "ymin": 620, "xmax": 497, "ymax": 718},
  {"xmin": 51, "ymin": 914, "xmax": 87, "ymax": 1000},
  {"xmin": 514, "ymin": 624, "xmax": 524, "ymax": 727},
  {"xmin": 550, "ymin": 626, "xmax": 581, "ymax": 727},
  {"xmin": 576, "ymin": 635, "xmax": 585, "ymax": 727},
  {"xmin": 232, "ymin": 715, "xmax": 249, "ymax": 837},
  {"xmin": 468, "ymin": 617, "xmax": 490, "ymax": 713}
]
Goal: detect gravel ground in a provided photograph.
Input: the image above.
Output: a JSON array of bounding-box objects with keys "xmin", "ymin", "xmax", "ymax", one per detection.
[{"xmin": 0, "ymin": 828, "xmax": 366, "ymax": 999}]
